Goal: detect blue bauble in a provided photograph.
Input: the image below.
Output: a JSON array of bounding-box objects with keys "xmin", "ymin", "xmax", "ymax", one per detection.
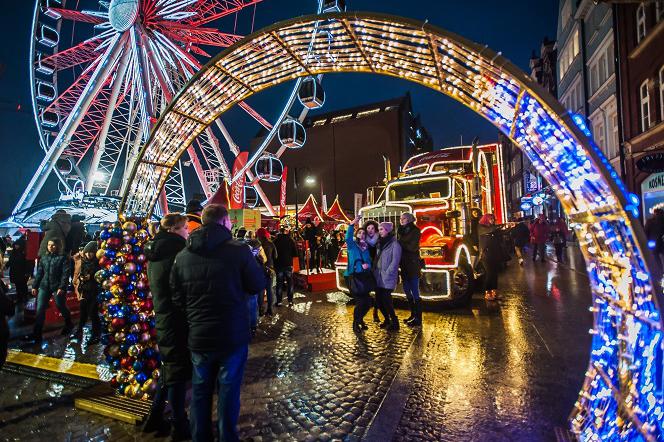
[
  {"xmin": 126, "ymin": 333, "xmax": 138, "ymax": 345},
  {"xmin": 121, "ymin": 305, "xmax": 132, "ymax": 316},
  {"xmin": 135, "ymin": 264, "xmax": 143, "ymax": 273},
  {"xmin": 105, "ymin": 354, "xmax": 114, "ymax": 364},
  {"xmin": 136, "ymin": 290, "xmax": 146, "ymax": 299},
  {"xmin": 129, "ymin": 237, "xmax": 138, "ymax": 245},
  {"xmin": 107, "ymin": 305, "xmax": 119, "ymax": 316},
  {"xmin": 119, "ymin": 343, "xmax": 130, "ymax": 353},
  {"xmin": 111, "ymin": 359, "xmax": 121, "ymax": 369},
  {"xmin": 101, "ymin": 334, "xmax": 110, "ymax": 345},
  {"xmin": 105, "ymin": 249, "xmax": 116, "ymax": 259},
  {"xmin": 125, "ymin": 283, "xmax": 136, "ymax": 292},
  {"xmin": 135, "ymin": 372, "xmax": 148, "ymax": 384},
  {"xmin": 104, "ymin": 290, "xmax": 113, "ymax": 300},
  {"xmin": 97, "ymin": 293, "xmax": 105, "ymax": 304},
  {"xmin": 128, "ymin": 313, "xmax": 139, "ymax": 324},
  {"xmin": 132, "ymin": 360, "xmax": 144, "ymax": 372},
  {"xmin": 102, "ymin": 269, "xmax": 111, "ymax": 279},
  {"xmin": 112, "ymin": 227, "xmax": 122, "ymax": 237},
  {"xmin": 129, "ymin": 274, "xmax": 138, "ymax": 282},
  {"xmin": 144, "ymin": 348, "xmax": 155, "ymax": 359},
  {"xmin": 132, "ymin": 245, "xmax": 142, "ymax": 254},
  {"xmin": 110, "ymin": 264, "xmax": 122, "ymax": 274},
  {"xmin": 148, "ymin": 318, "xmax": 156, "ymax": 328},
  {"xmin": 100, "ymin": 230, "xmax": 111, "ymax": 240}
]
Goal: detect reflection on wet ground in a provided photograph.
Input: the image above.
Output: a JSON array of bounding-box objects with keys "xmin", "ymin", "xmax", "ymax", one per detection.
[{"xmin": 0, "ymin": 244, "xmax": 591, "ymax": 441}]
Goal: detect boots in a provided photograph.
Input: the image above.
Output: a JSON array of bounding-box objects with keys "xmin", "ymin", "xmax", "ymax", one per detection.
[
  {"xmin": 406, "ymin": 299, "xmax": 422, "ymax": 327},
  {"xmin": 403, "ymin": 299, "xmax": 415, "ymax": 324}
]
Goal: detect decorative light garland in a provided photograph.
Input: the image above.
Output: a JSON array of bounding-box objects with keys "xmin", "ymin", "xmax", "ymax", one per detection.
[{"xmin": 117, "ymin": 13, "xmax": 663, "ymax": 438}]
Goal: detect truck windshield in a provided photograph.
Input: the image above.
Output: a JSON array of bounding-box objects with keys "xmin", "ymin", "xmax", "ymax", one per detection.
[{"xmin": 388, "ymin": 177, "xmax": 451, "ymax": 201}]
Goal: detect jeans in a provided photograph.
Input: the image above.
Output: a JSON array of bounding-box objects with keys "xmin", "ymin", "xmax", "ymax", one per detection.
[
  {"xmin": 275, "ymin": 267, "xmax": 293, "ymax": 303},
  {"xmin": 376, "ymin": 287, "xmax": 397, "ymax": 323},
  {"xmin": 247, "ymin": 295, "xmax": 258, "ymax": 329},
  {"xmin": 150, "ymin": 377, "xmax": 187, "ymax": 427},
  {"xmin": 77, "ymin": 289, "xmax": 101, "ymax": 337},
  {"xmin": 554, "ymin": 243, "xmax": 564, "ymax": 262},
  {"xmin": 402, "ymin": 277, "xmax": 420, "ymax": 302},
  {"xmin": 260, "ymin": 272, "xmax": 275, "ymax": 314},
  {"xmin": 353, "ymin": 292, "xmax": 371, "ymax": 325},
  {"xmin": 190, "ymin": 346, "xmax": 249, "ymax": 442},
  {"xmin": 34, "ymin": 288, "xmax": 71, "ymax": 337},
  {"xmin": 533, "ymin": 243, "xmax": 546, "ymax": 261}
]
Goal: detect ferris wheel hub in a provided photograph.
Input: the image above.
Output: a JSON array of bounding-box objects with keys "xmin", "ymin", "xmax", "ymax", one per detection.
[{"xmin": 109, "ymin": 0, "xmax": 139, "ymax": 32}]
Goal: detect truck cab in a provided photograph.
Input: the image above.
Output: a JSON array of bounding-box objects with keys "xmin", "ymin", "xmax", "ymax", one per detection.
[{"xmin": 335, "ymin": 143, "xmax": 507, "ymax": 305}]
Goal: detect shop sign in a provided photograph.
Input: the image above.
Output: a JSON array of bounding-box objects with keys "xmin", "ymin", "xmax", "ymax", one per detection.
[
  {"xmin": 520, "ymin": 201, "xmax": 532, "ymax": 211},
  {"xmin": 636, "ymin": 153, "xmax": 664, "ymax": 173},
  {"xmin": 524, "ymin": 171, "xmax": 539, "ymax": 192},
  {"xmin": 642, "ymin": 171, "xmax": 664, "ymax": 193}
]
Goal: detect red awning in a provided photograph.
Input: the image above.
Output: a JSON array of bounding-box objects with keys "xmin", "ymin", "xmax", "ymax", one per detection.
[{"xmin": 325, "ymin": 196, "xmax": 351, "ymax": 223}]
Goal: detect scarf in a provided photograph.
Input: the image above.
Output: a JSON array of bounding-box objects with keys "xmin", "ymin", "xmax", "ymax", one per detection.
[
  {"xmin": 378, "ymin": 233, "xmax": 394, "ymax": 249},
  {"xmin": 366, "ymin": 233, "xmax": 378, "ymax": 247}
]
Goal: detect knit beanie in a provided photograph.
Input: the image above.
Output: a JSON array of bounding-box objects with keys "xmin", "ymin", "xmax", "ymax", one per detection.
[
  {"xmin": 83, "ymin": 241, "xmax": 98, "ymax": 254},
  {"xmin": 379, "ymin": 221, "xmax": 394, "ymax": 234}
]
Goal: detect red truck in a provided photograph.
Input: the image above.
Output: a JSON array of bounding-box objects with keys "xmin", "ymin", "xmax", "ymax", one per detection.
[{"xmin": 335, "ymin": 143, "xmax": 507, "ymax": 305}]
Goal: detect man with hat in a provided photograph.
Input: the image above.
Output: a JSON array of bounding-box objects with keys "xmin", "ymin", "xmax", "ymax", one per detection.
[
  {"xmin": 185, "ymin": 199, "xmax": 204, "ymax": 233},
  {"xmin": 72, "ymin": 241, "xmax": 102, "ymax": 344}
]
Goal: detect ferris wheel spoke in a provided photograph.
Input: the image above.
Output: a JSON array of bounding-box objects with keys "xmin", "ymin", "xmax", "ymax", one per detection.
[
  {"xmin": 182, "ymin": 0, "xmax": 263, "ymax": 27},
  {"xmin": 39, "ymin": 38, "xmax": 103, "ymax": 73},
  {"xmin": 45, "ymin": 7, "xmax": 105, "ymax": 24},
  {"xmin": 160, "ymin": 26, "xmax": 243, "ymax": 48},
  {"xmin": 42, "ymin": 58, "xmax": 100, "ymax": 124}
]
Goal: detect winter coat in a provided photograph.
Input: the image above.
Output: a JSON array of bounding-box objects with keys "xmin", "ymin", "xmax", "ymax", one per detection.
[
  {"xmin": 258, "ymin": 237, "xmax": 278, "ymax": 270},
  {"xmin": 170, "ymin": 223, "xmax": 265, "ymax": 354},
  {"xmin": 144, "ymin": 230, "xmax": 189, "ymax": 385},
  {"xmin": 373, "ymin": 234, "xmax": 402, "ymax": 290},
  {"xmin": 397, "ymin": 222, "xmax": 421, "ymax": 279},
  {"xmin": 66, "ymin": 220, "xmax": 86, "ymax": 255},
  {"xmin": 511, "ymin": 222, "xmax": 530, "ymax": 248},
  {"xmin": 38, "ymin": 212, "xmax": 72, "ymax": 257},
  {"xmin": 478, "ymin": 225, "xmax": 503, "ymax": 267},
  {"xmin": 72, "ymin": 254, "xmax": 100, "ymax": 299},
  {"xmin": 529, "ymin": 221, "xmax": 550, "ymax": 244},
  {"xmin": 273, "ymin": 233, "xmax": 298, "ymax": 269},
  {"xmin": 344, "ymin": 224, "xmax": 372, "ymax": 276},
  {"xmin": 33, "ymin": 253, "xmax": 70, "ymax": 292},
  {"xmin": 8, "ymin": 243, "xmax": 31, "ymax": 284}
]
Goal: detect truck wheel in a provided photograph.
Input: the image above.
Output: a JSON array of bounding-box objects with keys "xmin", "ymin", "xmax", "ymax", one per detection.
[{"xmin": 451, "ymin": 262, "xmax": 474, "ymax": 307}]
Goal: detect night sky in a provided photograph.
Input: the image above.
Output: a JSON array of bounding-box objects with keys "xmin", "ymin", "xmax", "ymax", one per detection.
[{"xmin": 0, "ymin": 0, "xmax": 558, "ymax": 218}]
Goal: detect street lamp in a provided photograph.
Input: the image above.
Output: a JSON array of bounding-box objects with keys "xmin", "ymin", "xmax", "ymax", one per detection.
[{"xmin": 293, "ymin": 167, "xmax": 316, "ymax": 230}]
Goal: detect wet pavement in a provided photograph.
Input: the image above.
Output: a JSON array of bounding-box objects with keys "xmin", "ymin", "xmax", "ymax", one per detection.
[{"xmin": 0, "ymin": 244, "xmax": 592, "ymax": 441}]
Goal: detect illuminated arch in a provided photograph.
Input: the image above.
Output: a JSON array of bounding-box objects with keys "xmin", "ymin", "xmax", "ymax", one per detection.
[{"xmin": 120, "ymin": 13, "xmax": 663, "ymax": 439}]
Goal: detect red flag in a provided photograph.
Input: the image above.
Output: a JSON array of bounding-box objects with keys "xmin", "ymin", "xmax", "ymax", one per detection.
[
  {"xmin": 280, "ymin": 166, "xmax": 288, "ymax": 217},
  {"xmin": 230, "ymin": 152, "xmax": 248, "ymax": 210}
]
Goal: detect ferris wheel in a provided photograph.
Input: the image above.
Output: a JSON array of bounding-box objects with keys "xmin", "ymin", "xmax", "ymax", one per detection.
[{"xmin": 13, "ymin": 0, "xmax": 338, "ymax": 222}]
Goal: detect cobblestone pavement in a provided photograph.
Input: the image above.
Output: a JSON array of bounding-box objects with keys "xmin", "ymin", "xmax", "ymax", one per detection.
[{"xmin": 0, "ymin": 245, "xmax": 592, "ymax": 441}]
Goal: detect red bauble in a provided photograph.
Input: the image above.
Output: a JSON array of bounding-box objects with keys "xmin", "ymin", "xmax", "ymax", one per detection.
[
  {"xmin": 107, "ymin": 237, "xmax": 122, "ymax": 249},
  {"xmin": 111, "ymin": 317, "xmax": 126, "ymax": 329},
  {"xmin": 141, "ymin": 299, "xmax": 154, "ymax": 311},
  {"xmin": 120, "ymin": 357, "xmax": 135, "ymax": 370},
  {"xmin": 99, "ymin": 256, "xmax": 112, "ymax": 267},
  {"xmin": 126, "ymin": 294, "xmax": 137, "ymax": 303},
  {"xmin": 110, "ymin": 377, "xmax": 119, "ymax": 389},
  {"xmin": 124, "ymin": 254, "xmax": 135, "ymax": 263},
  {"xmin": 141, "ymin": 322, "xmax": 150, "ymax": 332},
  {"xmin": 114, "ymin": 274, "xmax": 128, "ymax": 287},
  {"xmin": 145, "ymin": 358, "xmax": 158, "ymax": 371},
  {"xmin": 150, "ymin": 328, "xmax": 158, "ymax": 338}
]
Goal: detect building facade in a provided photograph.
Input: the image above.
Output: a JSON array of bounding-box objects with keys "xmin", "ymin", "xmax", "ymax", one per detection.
[
  {"xmin": 557, "ymin": 0, "xmax": 621, "ymax": 175},
  {"xmin": 615, "ymin": 1, "xmax": 664, "ymax": 220},
  {"xmin": 249, "ymin": 94, "xmax": 432, "ymax": 213}
]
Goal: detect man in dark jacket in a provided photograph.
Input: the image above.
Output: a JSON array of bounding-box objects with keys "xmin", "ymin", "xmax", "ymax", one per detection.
[
  {"xmin": 8, "ymin": 236, "xmax": 31, "ymax": 321},
  {"xmin": 0, "ymin": 280, "xmax": 14, "ymax": 369},
  {"xmin": 273, "ymin": 227, "xmax": 298, "ymax": 307},
  {"xmin": 31, "ymin": 239, "xmax": 72, "ymax": 343},
  {"xmin": 143, "ymin": 214, "xmax": 189, "ymax": 439},
  {"xmin": 185, "ymin": 199, "xmax": 203, "ymax": 233},
  {"xmin": 170, "ymin": 204, "xmax": 264, "ymax": 442},
  {"xmin": 398, "ymin": 213, "xmax": 422, "ymax": 327},
  {"xmin": 38, "ymin": 210, "xmax": 72, "ymax": 257}
]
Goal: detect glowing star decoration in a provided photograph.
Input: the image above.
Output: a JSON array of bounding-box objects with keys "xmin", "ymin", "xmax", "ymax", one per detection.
[{"xmin": 118, "ymin": 13, "xmax": 664, "ymax": 439}]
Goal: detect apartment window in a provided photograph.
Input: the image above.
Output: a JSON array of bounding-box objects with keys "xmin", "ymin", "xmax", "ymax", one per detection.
[
  {"xmin": 657, "ymin": 1, "xmax": 664, "ymax": 23},
  {"xmin": 637, "ymin": 4, "xmax": 647, "ymax": 43},
  {"xmin": 558, "ymin": 28, "xmax": 580, "ymax": 80},
  {"xmin": 588, "ymin": 38, "xmax": 615, "ymax": 96},
  {"xmin": 561, "ymin": 0, "xmax": 572, "ymax": 29},
  {"xmin": 640, "ymin": 80, "xmax": 651, "ymax": 132},
  {"xmin": 592, "ymin": 118, "xmax": 606, "ymax": 156},
  {"xmin": 610, "ymin": 111, "xmax": 619, "ymax": 159},
  {"xmin": 660, "ymin": 66, "xmax": 664, "ymax": 122}
]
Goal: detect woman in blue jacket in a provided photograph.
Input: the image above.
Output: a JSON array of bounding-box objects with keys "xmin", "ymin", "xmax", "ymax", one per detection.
[{"xmin": 345, "ymin": 216, "xmax": 373, "ymax": 333}]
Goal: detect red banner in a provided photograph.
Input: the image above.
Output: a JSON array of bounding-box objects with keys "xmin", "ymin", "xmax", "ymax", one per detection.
[
  {"xmin": 280, "ymin": 166, "xmax": 288, "ymax": 217},
  {"xmin": 230, "ymin": 152, "xmax": 248, "ymax": 209}
]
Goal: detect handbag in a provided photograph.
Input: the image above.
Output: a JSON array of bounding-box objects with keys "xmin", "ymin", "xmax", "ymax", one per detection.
[{"xmin": 347, "ymin": 259, "xmax": 376, "ymax": 295}]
